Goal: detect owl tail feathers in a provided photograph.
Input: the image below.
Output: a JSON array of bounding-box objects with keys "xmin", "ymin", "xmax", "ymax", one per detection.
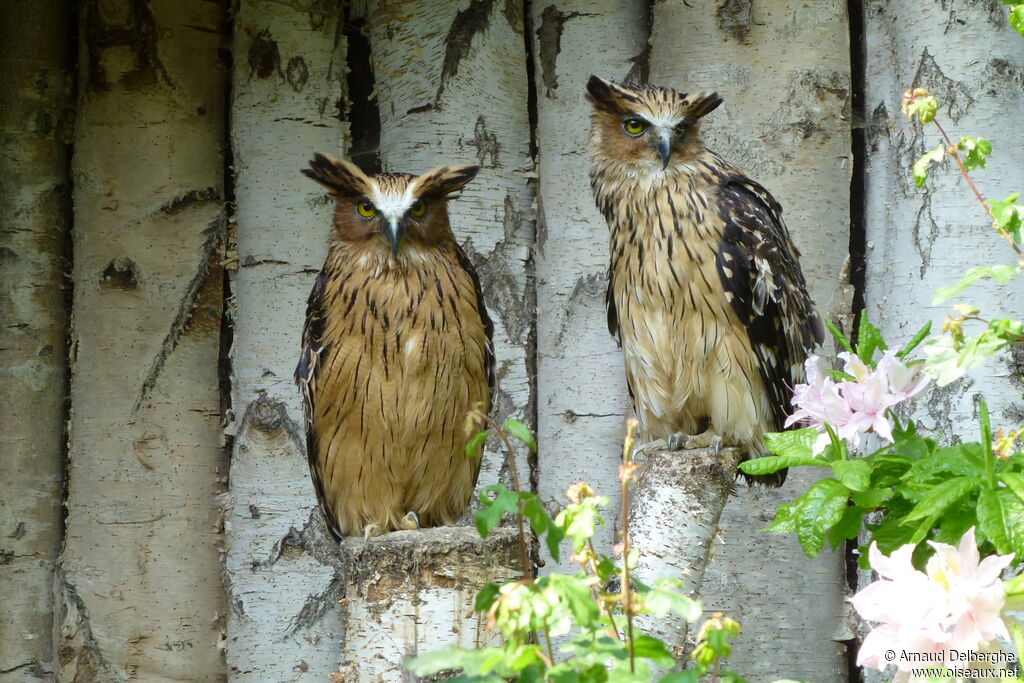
[
  {"xmin": 684, "ymin": 92, "xmax": 724, "ymax": 121},
  {"xmin": 302, "ymin": 153, "xmax": 374, "ymax": 197}
]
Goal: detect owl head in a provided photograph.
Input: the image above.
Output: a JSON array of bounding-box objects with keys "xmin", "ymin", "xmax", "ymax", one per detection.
[
  {"xmin": 303, "ymin": 154, "xmax": 479, "ymax": 255},
  {"xmin": 585, "ymin": 76, "xmax": 722, "ymax": 170}
]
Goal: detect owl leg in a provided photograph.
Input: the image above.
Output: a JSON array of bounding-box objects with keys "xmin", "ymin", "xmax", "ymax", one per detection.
[
  {"xmin": 398, "ymin": 511, "xmax": 420, "ymax": 531},
  {"xmin": 363, "ymin": 523, "xmax": 384, "ymax": 539}
]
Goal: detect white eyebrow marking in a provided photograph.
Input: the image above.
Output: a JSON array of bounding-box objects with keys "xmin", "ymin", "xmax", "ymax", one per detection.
[{"xmin": 369, "ymin": 178, "xmax": 418, "ymax": 222}]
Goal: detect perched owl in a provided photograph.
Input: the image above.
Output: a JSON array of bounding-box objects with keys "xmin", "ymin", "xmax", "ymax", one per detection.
[
  {"xmin": 295, "ymin": 154, "xmax": 494, "ymax": 538},
  {"xmin": 586, "ymin": 76, "xmax": 823, "ymax": 485}
]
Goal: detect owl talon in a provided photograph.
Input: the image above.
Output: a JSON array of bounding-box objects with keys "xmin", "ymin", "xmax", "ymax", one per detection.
[
  {"xmin": 666, "ymin": 433, "xmax": 689, "ymax": 450},
  {"xmin": 399, "ymin": 511, "xmax": 420, "ymax": 531},
  {"xmin": 363, "ymin": 523, "xmax": 383, "ymax": 540},
  {"xmin": 667, "ymin": 430, "xmax": 722, "ymax": 451}
]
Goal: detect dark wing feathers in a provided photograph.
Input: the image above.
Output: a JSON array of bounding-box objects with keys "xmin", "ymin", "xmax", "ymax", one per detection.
[
  {"xmin": 715, "ymin": 176, "xmax": 824, "ymax": 431},
  {"xmin": 453, "ymin": 242, "xmax": 496, "ymax": 405},
  {"xmin": 294, "ymin": 270, "xmax": 341, "ymax": 539}
]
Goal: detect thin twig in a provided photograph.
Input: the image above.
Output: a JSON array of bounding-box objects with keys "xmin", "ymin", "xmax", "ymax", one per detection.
[
  {"xmin": 619, "ymin": 420, "xmax": 640, "ymax": 674},
  {"xmin": 482, "ymin": 415, "xmax": 531, "ymax": 580}
]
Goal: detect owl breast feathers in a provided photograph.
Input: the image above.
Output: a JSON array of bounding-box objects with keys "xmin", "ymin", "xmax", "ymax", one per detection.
[
  {"xmin": 296, "ymin": 154, "xmax": 494, "ymax": 538},
  {"xmin": 586, "ymin": 76, "xmax": 823, "ymax": 485}
]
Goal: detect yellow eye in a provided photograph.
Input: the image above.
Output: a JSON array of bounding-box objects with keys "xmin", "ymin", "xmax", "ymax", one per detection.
[
  {"xmin": 408, "ymin": 199, "xmax": 427, "ymax": 218},
  {"xmin": 356, "ymin": 200, "xmax": 376, "ymax": 218},
  {"xmin": 622, "ymin": 118, "xmax": 647, "ymax": 136}
]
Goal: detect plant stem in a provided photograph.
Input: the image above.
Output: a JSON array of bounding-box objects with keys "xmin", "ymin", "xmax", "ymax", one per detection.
[
  {"xmin": 933, "ymin": 119, "xmax": 1024, "ymax": 259},
  {"xmin": 542, "ymin": 619, "xmax": 555, "ymax": 665},
  {"xmin": 824, "ymin": 423, "xmax": 845, "ymax": 460},
  {"xmin": 979, "ymin": 399, "xmax": 996, "ymax": 489},
  {"xmin": 483, "ymin": 415, "xmax": 531, "ymax": 580},
  {"xmin": 619, "ymin": 420, "xmax": 639, "ymax": 674}
]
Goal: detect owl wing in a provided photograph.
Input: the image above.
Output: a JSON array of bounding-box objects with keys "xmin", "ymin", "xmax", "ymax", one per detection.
[
  {"xmin": 294, "ymin": 269, "xmax": 340, "ymax": 539},
  {"xmin": 715, "ymin": 175, "xmax": 824, "ymax": 430}
]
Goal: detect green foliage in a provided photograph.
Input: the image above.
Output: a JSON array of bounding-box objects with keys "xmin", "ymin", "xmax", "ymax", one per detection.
[
  {"xmin": 986, "ymin": 193, "xmax": 1024, "ymax": 243},
  {"xmin": 958, "ymin": 136, "xmax": 992, "ymax": 171},
  {"xmin": 923, "ymin": 318, "xmax": 1023, "ymax": 386},
  {"xmin": 932, "ymin": 264, "xmax": 1018, "ymax": 304},
  {"xmin": 913, "ymin": 144, "xmax": 946, "ymax": 187}
]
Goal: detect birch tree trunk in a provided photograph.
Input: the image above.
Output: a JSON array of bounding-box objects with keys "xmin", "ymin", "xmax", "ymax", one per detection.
[
  {"xmin": 59, "ymin": 1, "xmax": 228, "ymax": 680},
  {"xmin": 648, "ymin": 3, "xmax": 853, "ymax": 680},
  {"xmin": 0, "ymin": 2, "xmax": 71, "ymax": 678},
  {"xmin": 863, "ymin": 10, "xmax": 1024, "ymax": 681},
  {"xmin": 363, "ymin": 0, "xmax": 536, "ymax": 495},
  {"xmin": 223, "ymin": 2, "xmax": 347, "ymax": 679},
  {"xmin": 530, "ymin": 0, "xmax": 647, "ymax": 571},
  {"xmin": 864, "ymin": 1, "xmax": 1024, "ymax": 445}
]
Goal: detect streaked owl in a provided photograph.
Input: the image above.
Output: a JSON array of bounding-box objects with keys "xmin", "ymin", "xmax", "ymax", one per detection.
[
  {"xmin": 295, "ymin": 154, "xmax": 494, "ymax": 537},
  {"xmin": 586, "ymin": 76, "xmax": 823, "ymax": 485}
]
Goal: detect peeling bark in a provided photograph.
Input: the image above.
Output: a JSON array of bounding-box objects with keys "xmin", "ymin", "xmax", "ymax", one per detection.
[
  {"xmin": 224, "ymin": 1, "xmax": 347, "ymax": 679},
  {"xmin": 335, "ymin": 528, "xmax": 520, "ymax": 683},
  {"xmin": 364, "ymin": 0, "xmax": 536, "ymax": 499},
  {"xmin": 59, "ymin": 1, "xmax": 228, "ymax": 679},
  {"xmin": 0, "ymin": 1, "xmax": 71, "ymax": 678},
  {"xmin": 648, "ymin": 2, "xmax": 852, "ymax": 680},
  {"xmin": 529, "ymin": 0, "xmax": 647, "ymax": 572}
]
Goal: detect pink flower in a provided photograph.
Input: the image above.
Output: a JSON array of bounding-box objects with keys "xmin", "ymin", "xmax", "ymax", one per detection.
[
  {"xmin": 851, "ymin": 528, "xmax": 1014, "ymax": 680},
  {"xmin": 785, "ymin": 350, "xmax": 930, "ymax": 454}
]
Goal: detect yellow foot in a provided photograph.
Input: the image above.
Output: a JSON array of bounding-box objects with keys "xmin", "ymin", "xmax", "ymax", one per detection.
[
  {"xmin": 398, "ymin": 511, "xmax": 420, "ymax": 531},
  {"xmin": 362, "ymin": 523, "xmax": 384, "ymax": 539}
]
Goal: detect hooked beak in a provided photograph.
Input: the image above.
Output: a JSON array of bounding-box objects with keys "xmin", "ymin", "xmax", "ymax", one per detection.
[
  {"xmin": 383, "ymin": 218, "xmax": 405, "ymax": 256},
  {"xmin": 652, "ymin": 128, "xmax": 672, "ymax": 170}
]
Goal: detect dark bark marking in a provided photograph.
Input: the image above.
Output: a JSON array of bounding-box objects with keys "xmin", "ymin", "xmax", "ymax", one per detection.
[
  {"xmin": 160, "ymin": 187, "xmax": 221, "ymax": 214},
  {"xmin": 536, "ymin": 7, "xmax": 594, "ymax": 97},
  {"xmin": 554, "ymin": 271, "xmax": 606, "ymax": 341},
  {"xmin": 467, "ymin": 116, "xmax": 500, "ymax": 167},
  {"xmin": 912, "ymin": 48, "xmax": 974, "ymax": 123},
  {"xmin": 436, "ymin": 0, "xmax": 497, "ymax": 105},
  {"xmin": 100, "ymin": 257, "xmax": 138, "ymax": 290},
  {"xmin": 133, "ymin": 214, "xmax": 226, "ymax": 413},
  {"xmin": 717, "ymin": 0, "xmax": 752, "ymax": 42},
  {"xmin": 286, "ymin": 56, "xmax": 310, "ymax": 93},
  {"xmin": 81, "ymin": 0, "xmax": 172, "ymax": 92},
  {"xmin": 911, "ymin": 191, "xmax": 938, "ymax": 277},
  {"xmin": 248, "ymin": 28, "xmax": 282, "ymax": 81},
  {"xmin": 504, "ymin": 0, "xmax": 525, "ymax": 34},
  {"xmin": 343, "ymin": 16, "xmax": 381, "ymax": 173},
  {"xmin": 59, "ymin": 580, "xmax": 125, "ymax": 681}
]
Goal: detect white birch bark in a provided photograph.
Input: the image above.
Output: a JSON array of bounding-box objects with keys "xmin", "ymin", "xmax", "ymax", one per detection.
[
  {"xmin": 223, "ymin": 1, "xmax": 347, "ymax": 680},
  {"xmin": 529, "ymin": 0, "xmax": 647, "ymax": 571},
  {"xmin": 59, "ymin": 1, "xmax": 228, "ymax": 679},
  {"xmin": 0, "ymin": 2, "xmax": 71, "ymax": 678},
  {"xmin": 334, "ymin": 528, "xmax": 520, "ymax": 683},
  {"xmin": 863, "ymin": 6, "xmax": 1024, "ymax": 679},
  {"xmin": 362, "ymin": 0, "xmax": 535, "ymax": 495},
  {"xmin": 649, "ymin": 3, "xmax": 853, "ymax": 680}
]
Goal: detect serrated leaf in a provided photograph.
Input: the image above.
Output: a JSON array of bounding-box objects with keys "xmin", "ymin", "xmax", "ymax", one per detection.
[
  {"xmin": 855, "ymin": 312, "xmax": 887, "ymax": 364},
  {"xmin": 958, "ymin": 136, "xmax": 992, "ymax": 171},
  {"xmin": 796, "ymin": 479, "xmax": 850, "ymax": 557},
  {"xmin": 824, "ymin": 318, "xmax": 854, "ymax": 353},
  {"xmin": 977, "ymin": 488, "xmax": 1024, "ymax": 556},
  {"xmin": 503, "ymin": 418, "xmax": 537, "ymax": 452},
  {"xmin": 985, "ymin": 194, "xmax": 1024, "ymax": 242},
  {"xmin": 831, "ymin": 460, "xmax": 872, "ymax": 491},
  {"xmin": 913, "ymin": 144, "xmax": 946, "ymax": 187},
  {"xmin": 897, "ymin": 321, "xmax": 932, "ymax": 359},
  {"xmin": 903, "ymin": 476, "xmax": 979, "ymax": 522},
  {"xmin": 932, "ymin": 265, "xmax": 1018, "ymax": 304}
]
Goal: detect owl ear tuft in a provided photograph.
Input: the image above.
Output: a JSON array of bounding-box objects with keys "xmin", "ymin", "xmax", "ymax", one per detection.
[
  {"xmin": 684, "ymin": 92, "xmax": 724, "ymax": 120},
  {"xmin": 416, "ymin": 165, "xmax": 480, "ymax": 199},
  {"xmin": 586, "ymin": 75, "xmax": 627, "ymax": 113},
  {"xmin": 302, "ymin": 153, "xmax": 373, "ymax": 197}
]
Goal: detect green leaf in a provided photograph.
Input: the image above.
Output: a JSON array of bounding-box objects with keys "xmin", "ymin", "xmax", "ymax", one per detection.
[
  {"xmin": 850, "ymin": 488, "xmax": 888, "ymax": 508},
  {"xmin": 475, "ymin": 583, "xmax": 500, "ymax": 612},
  {"xmin": 855, "ymin": 313, "xmax": 887, "ymax": 364},
  {"xmin": 831, "ymin": 460, "xmax": 872, "ymax": 492},
  {"xmin": 657, "ymin": 673, "xmax": 698, "ymax": 683},
  {"xmin": 824, "ymin": 318, "xmax": 854, "ymax": 353},
  {"xmin": 985, "ymin": 193, "xmax": 1024, "ymax": 243},
  {"xmin": 465, "ymin": 429, "xmax": 489, "ymax": 459},
  {"xmin": 646, "ymin": 580, "xmax": 702, "ymax": 622},
  {"xmin": 631, "ymin": 635, "xmax": 676, "ymax": 668},
  {"xmin": 739, "ymin": 454, "xmax": 826, "ymax": 476},
  {"xmin": 828, "ymin": 505, "xmax": 865, "ymax": 549},
  {"xmin": 796, "ymin": 479, "xmax": 851, "ymax": 558},
  {"xmin": 897, "ymin": 321, "xmax": 932, "ymax": 359},
  {"xmin": 922, "ymin": 333, "xmax": 1009, "ymax": 386},
  {"xmin": 913, "ymin": 144, "xmax": 946, "ymax": 187},
  {"xmin": 903, "ymin": 476, "xmax": 979, "ymax": 522},
  {"xmin": 932, "ymin": 265, "xmax": 1018, "ymax": 304},
  {"xmin": 475, "ymin": 485, "xmax": 520, "ymax": 538},
  {"xmin": 905, "ymin": 94, "xmax": 939, "ymax": 125},
  {"xmin": 977, "ymin": 488, "xmax": 1024, "ymax": 557},
  {"xmin": 1011, "ymin": 4, "xmax": 1024, "ymax": 36},
  {"xmin": 503, "ymin": 418, "xmax": 537, "ymax": 452},
  {"xmin": 764, "ymin": 499, "xmax": 800, "ymax": 534},
  {"xmin": 958, "ymin": 136, "xmax": 992, "ymax": 171},
  {"xmin": 763, "ymin": 428, "xmax": 819, "ymax": 459},
  {"xmin": 1000, "ymin": 473, "xmax": 1024, "ymax": 504}
]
